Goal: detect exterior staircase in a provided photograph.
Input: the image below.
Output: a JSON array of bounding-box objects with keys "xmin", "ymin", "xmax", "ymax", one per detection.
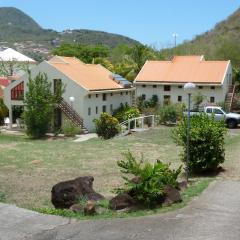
[
  {"xmin": 225, "ymin": 85, "xmax": 236, "ymax": 112},
  {"xmin": 58, "ymin": 99, "xmax": 88, "ymax": 133}
]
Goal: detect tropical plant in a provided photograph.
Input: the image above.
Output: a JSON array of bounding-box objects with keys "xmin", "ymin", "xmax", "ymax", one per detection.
[
  {"xmin": 61, "ymin": 120, "xmax": 82, "ymax": 137},
  {"xmin": 116, "ymin": 151, "xmax": 181, "ymax": 207},
  {"xmin": 113, "ymin": 103, "xmax": 140, "ymax": 123},
  {"xmin": 24, "ymin": 72, "xmax": 64, "ymax": 138},
  {"xmin": 192, "ymin": 92, "xmax": 206, "ymax": 110},
  {"xmin": 172, "ymin": 114, "xmax": 226, "ymax": 173},
  {"xmin": 94, "ymin": 112, "xmax": 120, "ymax": 139}
]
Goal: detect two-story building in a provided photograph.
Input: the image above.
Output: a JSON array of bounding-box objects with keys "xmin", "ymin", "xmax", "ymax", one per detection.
[
  {"xmin": 4, "ymin": 56, "xmax": 135, "ymax": 131},
  {"xmin": 134, "ymin": 56, "xmax": 232, "ymax": 106}
]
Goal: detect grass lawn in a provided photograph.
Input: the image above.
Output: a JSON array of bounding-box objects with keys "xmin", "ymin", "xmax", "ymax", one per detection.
[{"xmin": 0, "ymin": 126, "xmax": 240, "ymax": 211}]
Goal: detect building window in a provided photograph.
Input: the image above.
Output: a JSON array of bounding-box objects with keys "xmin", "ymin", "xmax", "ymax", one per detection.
[
  {"xmin": 164, "ymin": 85, "xmax": 171, "ymax": 91},
  {"xmin": 164, "ymin": 95, "xmax": 171, "ymax": 104},
  {"xmin": 11, "ymin": 82, "xmax": 24, "ymax": 100},
  {"xmin": 88, "ymin": 107, "xmax": 91, "ymax": 116},
  {"xmin": 120, "ymin": 92, "xmax": 123, "ymax": 95},
  {"xmin": 103, "ymin": 93, "xmax": 107, "ymax": 101},
  {"xmin": 96, "ymin": 106, "xmax": 98, "ymax": 114},
  {"xmin": 88, "ymin": 95, "xmax": 91, "ymax": 99},
  {"xmin": 110, "ymin": 104, "xmax": 113, "ymax": 113},
  {"xmin": 142, "ymin": 94, "xmax": 146, "ymax": 100},
  {"xmin": 96, "ymin": 94, "xmax": 98, "ymax": 98},
  {"xmin": 102, "ymin": 105, "xmax": 106, "ymax": 112},
  {"xmin": 211, "ymin": 86, "xmax": 215, "ymax": 89},
  {"xmin": 142, "ymin": 85, "xmax": 146, "ymax": 88},
  {"xmin": 126, "ymin": 92, "xmax": 128, "ymax": 95},
  {"xmin": 178, "ymin": 85, "xmax": 183, "ymax": 89},
  {"xmin": 153, "ymin": 85, "xmax": 157, "ymax": 88},
  {"xmin": 111, "ymin": 93, "xmax": 113, "ymax": 96},
  {"xmin": 210, "ymin": 97, "xmax": 215, "ymax": 103},
  {"xmin": 178, "ymin": 96, "xmax": 182, "ymax": 102},
  {"xmin": 198, "ymin": 86, "xmax": 203, "ymax": 89}
]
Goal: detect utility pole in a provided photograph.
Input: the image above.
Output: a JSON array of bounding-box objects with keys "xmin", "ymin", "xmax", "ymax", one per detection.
[{"xmin": 172, "ymin": 33, "xmax": 178, "ymax": 47}]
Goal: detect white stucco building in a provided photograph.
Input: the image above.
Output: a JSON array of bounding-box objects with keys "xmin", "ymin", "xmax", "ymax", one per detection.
[
  {"xmin": 4, "ymin": 56, "xmax": 135, "ymax": 131},
  {"xmin": 134, "ymin": 56, "xmax": 232, "ymax": 106}
]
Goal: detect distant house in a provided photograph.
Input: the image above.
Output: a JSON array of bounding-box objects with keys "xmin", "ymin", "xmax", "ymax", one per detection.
[
  {"xmin": 4, "ymin": 56, "xmax": 135, "ymax": 131},
  {"xmin": 0, "ymin": 48, "xmax": 36, "ymax": 77},
  {"xmin": 134, "ymin": 56, "xmax": 232, "ymax": 106}
]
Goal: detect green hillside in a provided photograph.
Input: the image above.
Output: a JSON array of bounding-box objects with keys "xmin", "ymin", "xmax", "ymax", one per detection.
[
  {"xmin": 0, "ymin": 7, "xmax": 139, "ymax": 48},
  {"xmin": 161, "ymin": 8, "xmax": 240, "ymax": 67}
]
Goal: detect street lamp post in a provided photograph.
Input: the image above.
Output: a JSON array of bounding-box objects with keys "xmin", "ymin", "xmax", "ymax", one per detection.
[
  {"xmin": 69, "ymin": 96, "xmax": 75, "ymax": 108},
  {"xmin": 183, "ymin": 82, "xmax": 196, "ymax": 182}
]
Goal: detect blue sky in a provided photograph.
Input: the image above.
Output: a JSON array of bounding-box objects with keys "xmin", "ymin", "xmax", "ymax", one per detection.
[{"xmin": 0, "ymin": 0, "xmax": 240, "ymax": 48}]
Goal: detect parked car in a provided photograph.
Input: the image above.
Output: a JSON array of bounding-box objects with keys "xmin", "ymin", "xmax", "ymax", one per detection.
[{"xmin": 184, "ymin": 106, "xmax": 240, "ymax": 128}]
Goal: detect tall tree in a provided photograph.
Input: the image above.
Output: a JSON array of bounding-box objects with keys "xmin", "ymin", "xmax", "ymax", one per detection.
[{"xmin": 24, "ymin": 72, "xmax": 64, "ymax": 138}]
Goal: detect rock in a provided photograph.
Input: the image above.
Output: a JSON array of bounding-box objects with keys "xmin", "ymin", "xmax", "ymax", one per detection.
[
  {"xmin": 163, "ymin": 185, "xmax": 182, "ymax": 206},
  {"xmin": 69, "ymin": 204, "xmax": 83, "ymax": 213},
  {"xmin": 84, "ymin": 200, "xmax": 96, "ymax": 215},
  {"xmin": 177, "ymin": 181, "xmax": 188, "ymax": 191},
  {"xmin": 130, "ymin": 176, "xmax": 142, "ymax": 184},
  {"xmin": 109, "ymin": 193, "xmax": 136, "ymax": 210},
  {"xmin": 51, "ymin": 176, "xmax": 105, "ymax": 209}
]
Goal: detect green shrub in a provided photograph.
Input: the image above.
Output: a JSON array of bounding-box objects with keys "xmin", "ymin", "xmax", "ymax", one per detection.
[
  {"xmin": 0, "ymin": 98, "xmax": 8, "ymax": 125},
  {"xmin": 137, "ymin": 95, "xmax": 159, "ymax": 110},
  {"xmin": 116, "ymin": 151, "xmax": 181, "ymax": 207},
  {"xmin": 61, "ymin": 120, "xmax": 82, "ymax": 136},
  {"xmin": 113, "ymin": 103, "xmax": 140, "ymax": 123},
  {"xmin": 172, "ymin": 114, "xmax": 226, "ymax": 173},
  {"xmin": 158, "ymin": 103, "xmax": 184, "ymax": 124},
  {"xmin": 94, "ymin": 113, "xmax": 120, "ymax": 139}
]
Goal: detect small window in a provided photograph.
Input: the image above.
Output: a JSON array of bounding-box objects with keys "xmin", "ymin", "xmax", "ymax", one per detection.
[
  {"xmin": 126, "ymin": 92, "xmax": 128, "ymax": 95},
  {"xmin": 88, "ymin": 95, "xmax": 91, "ymax": 99},
  {"xmin": 110, "ymin": 104, "xmax": 113, "ymax": 113},
  {"xmin": 142, "ymin": 94, "xmax": 146, "ymax": 100},
  {"xmin": 142, "ymin": 85, "xmax": 146, "ymax": 88},
  {"xmin": 210, "ymin": 97, "xmax": 215, "ymax": 103},
  {"xmin": 96, "ymin": 106, "xmax": 98, "ymax": 114},
  {"xmin": 178, "ymin": 85, "xmax": 183, "ymax": 89},
  {"xmin": 164, "ymin": 85, "xmax": 171, "ymax": 91},
  {"xmin": 213, "ymin": 108, "xmax": 223, "ymax": 115},
  {"xmin": 110, "ymin": 93, "xmax": 113, "ymax": 96},
  {"xmin": 88, "ymin": 107, "xmax": 91, "ymax": 116},
  {"xmin": 103, "ymin": 93, "xmax": 107, "ymax": 101},
  {"xmin": 206, "ymin": 108, "xmax": 212, "ymax": 114},
  {"xmin": 198, "ymin": 86, "xmax": 203, "ymax": 89},
  {"xmin": 211, "ymin": 86, "xmax": 215, "ymax": 90},
  {"xmin": 96, "ymin": 94, "xmax": 98, "ymax": 98},
  {"xmin": 102, "ymin": 105, "xmax": 106, "ymax": 112},
  {"xmin": 178, "ymin": 96, "xmax": 182, "ymax": 102},
  {"xmin": 120, "ymin": 92, "xmax": 123, "ymax": 95},
  {"xmin": 153, "ymin": 85, "xmax": 157, "ymax": 88}
]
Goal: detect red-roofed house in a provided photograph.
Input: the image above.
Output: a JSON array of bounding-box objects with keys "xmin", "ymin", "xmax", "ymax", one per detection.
[
  {"xmin": 134, "ymin": 56, "xmax": 232, "ymax": 106},
  {"xmin": 0, "ymin": 77, "xmax": 10, "ymax": 97}
]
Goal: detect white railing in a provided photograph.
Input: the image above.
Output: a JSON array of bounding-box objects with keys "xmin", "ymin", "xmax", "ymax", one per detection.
[{"xmin": 119, "ymin": 115, "xmax": 155, "ymax": 135}]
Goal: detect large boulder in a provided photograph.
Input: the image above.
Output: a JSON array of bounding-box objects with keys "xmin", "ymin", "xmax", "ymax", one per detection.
[
  {"xmin": 109, "ymin": 193, "xmax": 136, "ymax": 210},
  {"xmin": 51, "ymin": 176, "xmax": 104, "ymax": 209},
  {"xmin": 163, "ymin": 185, "xmax": 182, "ymax": 206}
]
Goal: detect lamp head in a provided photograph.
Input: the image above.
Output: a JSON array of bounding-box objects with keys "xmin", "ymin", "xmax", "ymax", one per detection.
[
  {"xmin": 69, "ymin": 96, "xmax": 75, "ymax": 102},
  {"xmin": 184, "ymin": 82, "xmax": 196, "ymax": 94}
]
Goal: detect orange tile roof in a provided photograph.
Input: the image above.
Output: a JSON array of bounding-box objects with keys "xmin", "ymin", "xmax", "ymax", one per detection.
[
  {"xmin": 48, "ymin": 56, "xmax": 124, "ymax": 91},
  {"xmin": 135, "ymin": 56, "xmax": 230, "ymax": 84}
]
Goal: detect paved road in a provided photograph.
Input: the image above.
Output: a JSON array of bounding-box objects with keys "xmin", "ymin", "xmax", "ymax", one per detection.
[{"xmin": 1, "ymin": 180, "xmax": 240, "ymax": 240}]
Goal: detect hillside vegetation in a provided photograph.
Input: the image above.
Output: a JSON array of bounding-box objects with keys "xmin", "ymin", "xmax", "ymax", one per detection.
[
  {"xmin": 161, "ymin": 8, "xmax": 240, "ymax": 67},
  {"xmin": 0, "ymin": 7, "xmax": 139, "ymax": 48}
]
